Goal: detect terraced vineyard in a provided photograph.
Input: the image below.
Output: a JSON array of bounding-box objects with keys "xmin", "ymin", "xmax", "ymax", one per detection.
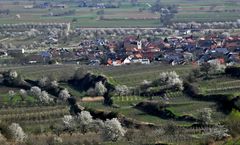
[
  {"xmin": 198, "ymin": 77, "xmax": 240, "ymax": 95},
  {"xmin": 1, "ymin": 64, "xmax": 240, "ymax": 144},
  {"xmin": 0, "ymin": 105, "xmax": 69, "ymax": 133}
]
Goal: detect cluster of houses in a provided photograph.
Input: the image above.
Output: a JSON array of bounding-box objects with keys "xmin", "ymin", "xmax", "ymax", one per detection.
[
  {"xmin": 1, "ymin": 34, "xmax": 240, "ymax": 66},
  {"xmin": 24, "ymin": 1, "xmax": 119, "ymax": 10},
  {"xmin": 73, "ymin": 34, "xmax": 240, "ymax": 66},
  {"xmin": 78, "ymin": 1, "xmax": 119, "ymax": 8},
  {"xmin": 24, "ymin": 2, "xmax": 67, "ymax": 9}
]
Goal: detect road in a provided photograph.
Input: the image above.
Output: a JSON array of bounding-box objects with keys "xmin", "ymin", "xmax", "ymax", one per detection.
[
  {"xmin": 77, "ymin": 27, "xmax": 169, "ymax": 30},
  {"xmin": 0, "ymin": 38, "xmax": 9, "ymax": 42}
]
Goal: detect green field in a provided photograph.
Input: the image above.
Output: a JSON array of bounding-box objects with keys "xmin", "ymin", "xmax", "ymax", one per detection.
[{"xmin": 0, "ymin": 64, "xmax": 193, "ymax": 86}]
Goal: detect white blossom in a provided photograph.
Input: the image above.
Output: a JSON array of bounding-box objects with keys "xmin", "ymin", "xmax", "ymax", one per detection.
[
  {"xmin": 50, "ymin": 80, "xmax": 59, "ymax": 88},
  {"xmin": 59, "ymin": 89, "xmax": 70, "ymax": 101},
  {"xmin": 30, "ymin": 86, "xmax": 42, "ymax": 97},
  {"xmin": 9, "ymin": 70, "xmax": 18, "ymax": 79},
  {"xmin": 95, "ymin": 81, "xmax": 107, "ymax": 96},
  {"xmin": 62, "ymin": 115, "xmax": 75, "ymax": 129},
  {"xmin": 102, "ymin": 118, "xmax": 126, "ymax": 141},
  {"xmin": 8, "ymin": 123, "xmax": 27, "ymax": 142},
  {"xmin": 19, "ymin": 89, "xmax": 27, "ymax": 96},
  {"xmin": 77, "ymin": 111, "xmax": 93, "ymax": 126},
  {"xmin": 39, "ymin": 91, "xmax": 53, "ymax": 103},
  {"xmin": 8, "ymin": 90, "xmax": 15, "ymax": 97},
  {"xmin": 19, "ymin": 89, "xmax": 27, "ymax": 99},
  {"xmin": 115, "ymin": 85, "xmax": 129, "ymax": 96},
  {"xmin": 207, "ymin": 125, "xmax": 230, "ymax": 140},
  {"xmin": 159, "ymin": 71, "xmax": 183, "ymax": 90},
  {"xmin": 38, "ymin": 77, "xmax": 49, "ymax": 87},
  {"xmin": 30, "ymin": 87, "xmax": 53, "ymax": 103},
  {"xmin": 198, "ymin": 108, "xmax": 213, "ymax": 125}
]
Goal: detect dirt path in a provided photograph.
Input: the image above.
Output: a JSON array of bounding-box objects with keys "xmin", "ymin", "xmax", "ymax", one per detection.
[{"xmin": 81, "ymin": 96, "xmax": 104, "ymax": 102}]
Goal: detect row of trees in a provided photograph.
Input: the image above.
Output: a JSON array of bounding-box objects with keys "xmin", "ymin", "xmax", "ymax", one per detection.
[
  {"xmin": 30, "ymin": 86, "xmax": 53, "ymax": 104},
  {"xmin": 74, "ymin": 28, "xmax": 173, "ymax": 40},
  {"xmin": 0, "ymin": 23, "xmax": 70, "ymax": 30},
  {"xmin": 172, "ymin": 20, "xmax": 240, "ymax": 29},
  {"xmin": 6, "ymin": 86, "xmax": 55, "ymax": 104},
  {"xmin": 0, "ymin": 28, "xmax": 41, "ymax": 39},
  {"xmin": 61, "ymin": 111, "xmax": 126, "ymax": 141},
  {"xmin": 0, "ymin": 26, "xmax": 69, "ymax": 50}
]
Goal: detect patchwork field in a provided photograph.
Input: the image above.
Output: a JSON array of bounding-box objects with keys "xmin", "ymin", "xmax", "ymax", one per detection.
[{"xmin": 0, "ymin": 0, "xmax": 240, "ymax": 28}]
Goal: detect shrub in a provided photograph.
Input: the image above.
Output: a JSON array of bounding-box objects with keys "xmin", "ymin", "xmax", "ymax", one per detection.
[
  {"xmin": 205, "ymin": 125, "xmax": 230, "ymax": 140},
  {"xmin": 225, "ymin": 109, "xmax": 240, "ymax": 137},
  {"xmin": 200, "ymin": 62, "xmax": 212, "ymax": 78},
  {"xmin": 186, "ymin": 69, "xmax": 201, "ymax": 83},
  {"xmin": 86, "ymin": 88, "xmax": 96, "ymax": 97},
  {"xmin": 0, "ymin": 122, "xmax": 11, "ymax": 140},
  {"xmin": 46, "ymin": 136, "xmax": 63, "ymax": 145},
  {"xmin": 225, "ymin": 66, "xmax": 240, "ymax": 77},
  {"xmin": 53, "ymin": 136, "xmax": 63, "ymax": 144},
  {"xmin": 74, "ymin": 67, "xmax": 87, "ymax": 80},
  {"xmin": 8, "ymin": 90, "xmax": 15, "ymax": 99},
  {"xmin": 183, "ymin": 81, "xmax": 199, "ymax": 96},
  {"xmin": 90, "ymin": 119, "xmax": 105, "ymax": 132},
  {"xmin": 163, "ymin": 121, "xmax": 179, "ymax": 135},
  {"xmin": 0, "ymin": 133, "xmax": 6, "ymax": 144}
]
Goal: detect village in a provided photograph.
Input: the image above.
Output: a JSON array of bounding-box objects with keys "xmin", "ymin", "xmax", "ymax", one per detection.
[{"xmin": 1, "ymin": 29, "xmax": 240, "ymax": 67}]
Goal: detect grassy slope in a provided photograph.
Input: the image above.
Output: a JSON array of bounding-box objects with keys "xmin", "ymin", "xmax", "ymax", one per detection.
[{"xmin": 0, "ymin": 64, "xmax": 193, "ymax": 86}]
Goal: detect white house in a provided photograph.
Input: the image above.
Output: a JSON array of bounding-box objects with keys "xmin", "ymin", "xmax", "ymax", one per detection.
[{"xmin": 123, "ymin": 56, "xmax": 133, "ymax": 64}]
